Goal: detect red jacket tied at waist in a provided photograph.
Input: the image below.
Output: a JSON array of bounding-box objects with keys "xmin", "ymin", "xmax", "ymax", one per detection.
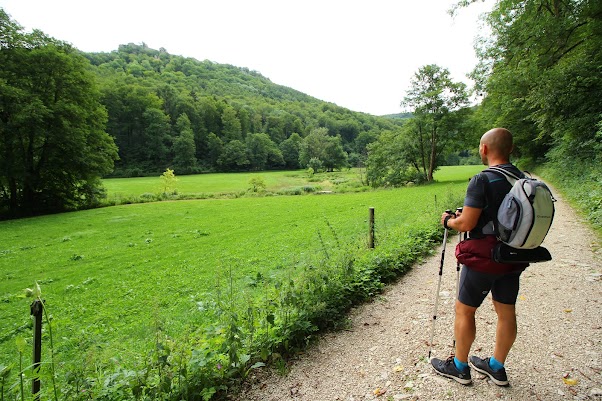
[{"xmin": 455, "ymin": 235, "xmax": 528, "ymax": 274}]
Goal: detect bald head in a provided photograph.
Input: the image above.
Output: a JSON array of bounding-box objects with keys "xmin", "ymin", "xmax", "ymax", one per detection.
[{"xmin": 479, "ymin": 128, "xmax": 514, "ymax": 165}]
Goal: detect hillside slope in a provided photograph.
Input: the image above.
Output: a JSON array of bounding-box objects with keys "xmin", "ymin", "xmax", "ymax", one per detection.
[{"xmin": 83, "ymin": 43, "xmax": 401, "ymax": 175}]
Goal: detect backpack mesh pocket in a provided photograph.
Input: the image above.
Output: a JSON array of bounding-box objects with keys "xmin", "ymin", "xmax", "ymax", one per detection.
[{"xmin": 497, "ymin": 195, "xmax": 520, "ymax": 243}]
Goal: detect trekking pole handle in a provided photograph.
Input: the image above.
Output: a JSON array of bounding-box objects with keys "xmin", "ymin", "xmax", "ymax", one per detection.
[{"xmin": 443, "ymin": 210, "xmax": 455, "ymax": 230}]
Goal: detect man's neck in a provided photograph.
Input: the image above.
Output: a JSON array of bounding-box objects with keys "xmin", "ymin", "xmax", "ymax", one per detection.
[{"xmin": 488, "ymin": 159, "xmax": 510, "ymax": 167}]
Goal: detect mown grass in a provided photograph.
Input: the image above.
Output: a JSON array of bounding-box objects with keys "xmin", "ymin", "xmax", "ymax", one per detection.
[{"xmin": 0, "ymin": 166, "xmax": 482, "ymax": 399}]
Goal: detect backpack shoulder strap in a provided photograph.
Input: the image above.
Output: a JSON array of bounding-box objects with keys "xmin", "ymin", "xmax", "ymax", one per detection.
[
  {"xmin": 480, "ymin": 167, "xmax": 520, "ymax": 239},
  {"xmin": 474, "ymin": 171, "xmax": 499, "ymax": 237},
  {"xmin": 484, "ymin": 166, "xmax": 521, "ymax": 184}
]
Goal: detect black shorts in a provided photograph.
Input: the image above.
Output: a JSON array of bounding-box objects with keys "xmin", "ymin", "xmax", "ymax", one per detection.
[{"xmin": 457, "ymin": 266, "xmax": 522, "ymax": 307}]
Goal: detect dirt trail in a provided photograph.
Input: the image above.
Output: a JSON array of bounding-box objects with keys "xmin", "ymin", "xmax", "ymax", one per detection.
[{"xmin": 234, "ymin": 183, "xmax": 602, "ymax": 401}]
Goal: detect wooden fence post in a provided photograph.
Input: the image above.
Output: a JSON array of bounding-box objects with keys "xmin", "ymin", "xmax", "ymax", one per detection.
[
  {"xmin": 369, "ymin": 207, "xmax": 375, "ymax": 248},
  {"xmin": 30, "ymin": 299, "xmax": 43, "ymax": 400}
]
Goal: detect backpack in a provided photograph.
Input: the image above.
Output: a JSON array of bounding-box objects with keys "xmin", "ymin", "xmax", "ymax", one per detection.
[{"xmin": 485, "ymin": 166, "xmax": 556, "ymax": 249}]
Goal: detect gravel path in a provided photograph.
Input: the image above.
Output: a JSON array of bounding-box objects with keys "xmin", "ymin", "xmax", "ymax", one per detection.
[{"xmin": 233, "ymin": 183, "xmax": 602, "ymax": 401}]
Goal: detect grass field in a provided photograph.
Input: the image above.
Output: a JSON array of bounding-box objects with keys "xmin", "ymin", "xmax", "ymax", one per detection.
[
  {"xmin": 0, "ymin": 165, "xmax": 482, "ymax": 398},
  {"xmin": 102, "ymin": 169, "xmax": 354, "ymax": 202},
  {"xmin": 103, "ymin": 170, "xmax": 303, "ymax": 197},
  {"xmin": 102, "ymin": 166, "xmax": 482, "ymax": 201}
]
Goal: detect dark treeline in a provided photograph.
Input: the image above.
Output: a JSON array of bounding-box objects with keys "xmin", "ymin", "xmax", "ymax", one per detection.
[{"xmin": 84, "ymin": 43, "xmax": 401, "ymax": 177}]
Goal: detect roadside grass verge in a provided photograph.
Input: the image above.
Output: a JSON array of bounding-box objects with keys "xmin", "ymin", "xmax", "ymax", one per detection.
[
  {"xmin": 537, "ymin": 161, "xmax": 602, "ymax": 239},
  {"xmin": 0, "ymin": 166, "xmax": 479, "ymax": 400}
]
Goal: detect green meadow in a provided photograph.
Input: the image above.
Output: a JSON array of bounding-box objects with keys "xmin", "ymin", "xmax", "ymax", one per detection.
[
  {"xmin": 103, "ymin": 170, "xmax": 317, "ymax": 198},
  {"xmin": 0, "ymin": 166, "xmax": 481, "ymax": 398}
]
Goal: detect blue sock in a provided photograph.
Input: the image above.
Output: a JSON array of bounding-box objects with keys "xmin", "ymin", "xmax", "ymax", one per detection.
[
  {"xmin": 454, "ymin": 357, "xmax": 468, "ymax": 372},
  {"xmin": 489, "ymin": 357, "xmax": 504, "ymax": 371}
]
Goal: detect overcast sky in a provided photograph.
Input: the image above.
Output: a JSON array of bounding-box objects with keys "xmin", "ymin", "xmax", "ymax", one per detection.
[{"xmin": 1, "ymin": 0, "xmax": 493, "ymax": 116}]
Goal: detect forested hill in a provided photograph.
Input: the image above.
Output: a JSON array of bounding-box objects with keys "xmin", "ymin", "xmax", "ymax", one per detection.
[
  {"xmin": 83, "ymin": 43, "xmax": 400, "ymax": 176},
  {"xmin": 86, "ymin": 43, "xmax": 319, "ymax": 106}
]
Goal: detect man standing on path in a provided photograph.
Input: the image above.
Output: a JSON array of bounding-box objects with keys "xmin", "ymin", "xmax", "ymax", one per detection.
[{"xmin": 430, "ymin": 128, "xmax": 528, "ymax": 386}]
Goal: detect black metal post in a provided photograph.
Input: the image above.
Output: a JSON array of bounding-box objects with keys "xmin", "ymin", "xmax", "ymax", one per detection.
[{"xmin": 30, "ymin": 299, "xmax": 43, "ymax": 400}]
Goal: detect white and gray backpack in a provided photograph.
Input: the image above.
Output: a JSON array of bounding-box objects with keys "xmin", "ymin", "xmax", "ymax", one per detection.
[{"xmin": 486, "ymin": 167, "xmax": 556, "ymax": 250}]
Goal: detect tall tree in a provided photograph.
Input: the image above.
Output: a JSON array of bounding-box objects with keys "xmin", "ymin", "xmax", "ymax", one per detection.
[
  {"xmin": 142, "ymin": 107, "xmax": 171, "ymax": 169},
  {"xmin": 221, "ymin": 105, "xmax": 242, "ymax": 142},
  {"xmin": 205, "ymin": 133, "xmax": 223, "ymax": 168},
  {"xmin": 172, "ymin": 113, "xmax": 197, "ymax": 171},
  {"xmin": 365, "ymin": 125, "xmax": 434, "ymax": 187},
  {"xmin": 245, "ymin": 133, "xmax": 284, "ymax": 170},
  {"xmin": 279, "ymin": 133, "xmax": 303, "ymax": 169},
  {"xmin": 365, "ymin": 130, "xmax": 408, "ymax": 187},
  {"xmin": 322, "ymin": 135, "xmax": 348, "ymax": 172},
  {"xmin": 0, "ymin": 13, "xmax": 118, "ymax": 216},
  {"xmin": 401, "ymin": 64, "xmax": 468, "ymax": 181},
  {"xmin": 469, "ymin": 0, "xmax": 602, "ymax": 164},
  {"xmin": 298, "ymin": 127, "xmax": 348, "ymax": 172},
  {"xmin": 217, "ymin": 140, "xmax": 249, "ymax": 171},
  {"xmin": 101, "ymin": 81, "xmax": 164, "ymax": 169}
]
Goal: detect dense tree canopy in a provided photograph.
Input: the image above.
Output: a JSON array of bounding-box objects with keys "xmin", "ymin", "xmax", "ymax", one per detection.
[
  {"xmin": 449, "ymin": 0, "xmax": 602, "ymax": 227},
  {"xmin": 172, "ymin": 114, "xmax": 197, "ymax": 172},
  {"xmin": 365, "ymin": 130, "xmax": 413, "ymax": 187},
  {"xmin": 81, "ymin": 42, "xmax": 402, "ymax": 176},
  {"xmin": 245, "ymin": 133, "xmax": 284, "ymax": 170},
  {"xmin": 299, "ymin": 128, "xmax": 348, "ymax": 172},
  {"xmin": 0, "ymin": 10, "xmax": 118, "ymax": 217},
  {"xmin": 467, "ymin": 0, "xmax": 602, "ymax": 164}
]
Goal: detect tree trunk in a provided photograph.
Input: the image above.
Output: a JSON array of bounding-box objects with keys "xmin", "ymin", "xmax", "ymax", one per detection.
[
  {"xmin": 8, "ymin": 178, "xmax": 18, "ymax": 216},
  {"xmin": 418, "ymin": 122, "xmax": 428, "ymax": 178},
  {"xmin": 428, "ymin": 125, "xmax": 437, "ymax": 181}
]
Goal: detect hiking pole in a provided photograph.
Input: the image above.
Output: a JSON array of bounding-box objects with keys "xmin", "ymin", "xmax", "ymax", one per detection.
[
  {"xmin": 452, "ymin": 207, "xmax": 463, "ymax": 354},
  {"xmin": 454, "ymin": 207, "xmax": 463, "ymax": 301},
  {"xmin": 428, "ymin": 209, "xmax": 454, "ymax": 360}
]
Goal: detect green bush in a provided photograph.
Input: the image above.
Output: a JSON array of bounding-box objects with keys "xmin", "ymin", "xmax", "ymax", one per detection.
[
  {"xmin": 539, "ymin": 159, "xmax": 602, "ymax": 235},
  {"xmin": 278, "ymin": 187, "xmax": 303, "ymax": 196},
  {"xmin": 140, "ymin": 192, "xmax": 158, "ymax": 201},
  {"xmin": 307, "ymin": 158, "xmax": 323, "ymax": 173}
]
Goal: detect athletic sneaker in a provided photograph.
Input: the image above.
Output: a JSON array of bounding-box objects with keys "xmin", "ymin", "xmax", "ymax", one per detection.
[
  {"xmin": 431, "ymin": 356, "xmax": 472, "ymax": 385},
  {"xmin": 469, "ymin": 356, "xmax": 509, "ymax": 386}
]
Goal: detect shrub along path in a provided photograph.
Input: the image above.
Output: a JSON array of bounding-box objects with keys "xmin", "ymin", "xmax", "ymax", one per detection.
[{"xmin": 233, "ymin": 183, "xmax": 602, "ymax": 400}]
